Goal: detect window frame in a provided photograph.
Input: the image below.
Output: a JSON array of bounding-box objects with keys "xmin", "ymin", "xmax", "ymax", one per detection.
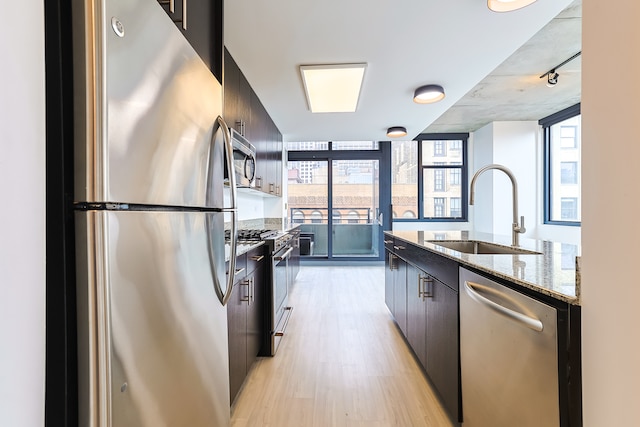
[
  {"xmin": 287, "ymin": 141, "xmax": 391, "ymax": 263},
  {"xmin": 541, "ymin": 103, "xmax": 581, "ymax": 226},
  {"xmin": 393, "ymin": 133, "xmax": 469, "ymax": 222}
]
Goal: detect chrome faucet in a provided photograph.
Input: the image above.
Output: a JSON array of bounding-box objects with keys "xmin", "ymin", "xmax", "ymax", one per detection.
[{"xmin": 469, "ymin": 164, "xmax": 526, "ymax": 247}]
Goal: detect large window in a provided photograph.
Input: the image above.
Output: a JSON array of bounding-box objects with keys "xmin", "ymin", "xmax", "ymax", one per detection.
[
  {"xmin": 542, "ymin": 104, "xmax": 581, "ymax": 225},
  {"xmin": 287, "ymin": 141, "xmax": 387, "ymax": 261},
  {"xmin": 391, "ymin": 134, "xmax": 468, "ymax": 221}
]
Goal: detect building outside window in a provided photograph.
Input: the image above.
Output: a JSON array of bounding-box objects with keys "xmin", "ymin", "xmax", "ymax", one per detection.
[
  {"xmin": 450, "ymin": 167, "xmax": 461, "ymax": 186},
  {"xmin": 542, "ymin": 103, "xmax": 581, "ymax": 225},
  {"xmin": 560, "ymin": 126, "xmax": 577, "ymax": 148},
  {"xmin": 434, "ymin": 169, "xmax": 445, "ymax": 191},
  {"xmin": 292, "ymin": 210, "xmax": 305, "ymax": 223},
  {"xmin": 332, "ymin": 210, "xmax": 341, "ymax": 224},
  {"xmin": 560, "ymin": 161, "xmax": 578, "ymax": 184},
  {"xmin": 311, "ymin": 210, "xmax": 323, "ymax": 223},
  {"xmin": 450, "ymin": 197, "xmax": 461, "ymax": 218},
  {"xmin": 561, "ymin": 197, "xmax": 578, "ymax": 220},
  {"xmin": 434, "ymin": 197, "xmax": 445, "ymax": 217},
  {"xmin": 347, "ymin": 211, "xmax": 360, "ymax": 224},
  {"xmin": 433, "ymin": 140, "xmax": 446, "ymax": 156}
]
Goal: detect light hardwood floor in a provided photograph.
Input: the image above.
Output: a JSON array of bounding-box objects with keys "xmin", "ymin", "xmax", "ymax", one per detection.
[{"xmin": 230, "ymin": 265, "xmax": 455, "ymax": 427}]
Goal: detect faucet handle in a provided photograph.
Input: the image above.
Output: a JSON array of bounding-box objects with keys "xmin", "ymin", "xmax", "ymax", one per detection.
[{"xmin": 518, "ymin": 215, "xmax": 526, "ymax": 234}]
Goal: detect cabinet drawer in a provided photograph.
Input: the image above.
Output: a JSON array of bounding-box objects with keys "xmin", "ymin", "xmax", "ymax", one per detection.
[
  {"xmin": 246, "ymin": 245, "xmax": 266, "ymax": 275},
  {"xmin": 227, "ymin": 253, "xmax": 247, "ymax": 282},
  {"xmin": 402, "ymin": 242, "xmax": 459, "ymax": 291},
  {"xmin": 383, "ymin": 234, "xmax": 395, "ymax": 252}
]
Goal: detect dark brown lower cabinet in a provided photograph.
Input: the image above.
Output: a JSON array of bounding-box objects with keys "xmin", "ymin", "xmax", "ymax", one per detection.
[
  {"xmin": 384, "ymin": 236, "xmax": 461, "ymax": 424},
  {"xmin": 425, "ymin": 277, "xmax": 460, "ymax": 422},
  {"xmin": 406, "ymin": 263, "xmax": 428, "ymax": 367},
  {"xmin": 384, "ymin": 249, "xmax": 395, "ymax": 312},
  {"xmin": 227, "ymin": 247, "xmax": 265, "ymax": 405},
  {"xmin": 406, "ymin": 262, "xmax": 460, "ymax": 421}
]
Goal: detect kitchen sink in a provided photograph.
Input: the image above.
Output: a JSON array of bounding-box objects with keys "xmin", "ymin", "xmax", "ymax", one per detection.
[{"xmin": 426, "ymin": 240, "xmax": 542, "ymax": 255}]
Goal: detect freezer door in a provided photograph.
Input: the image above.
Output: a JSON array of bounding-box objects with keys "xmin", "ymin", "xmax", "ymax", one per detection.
[
  {"xmin": 74, "ymin": 0, "xmax": 226, "ymax": 208},
  {"xmin": 76, "ymin": 210, "xmax": 230, "ymax": 426}
]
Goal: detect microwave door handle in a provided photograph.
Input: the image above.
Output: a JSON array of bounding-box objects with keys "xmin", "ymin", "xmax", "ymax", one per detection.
[{"xmin": 219, "ymin": 116, "xmax": 237, "ymax": 210}]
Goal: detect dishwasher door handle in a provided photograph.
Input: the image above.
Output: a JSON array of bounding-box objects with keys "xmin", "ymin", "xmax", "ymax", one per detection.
[{"xmin": 464, "ymin": 281, "xmax": 544, "ymax": 332}]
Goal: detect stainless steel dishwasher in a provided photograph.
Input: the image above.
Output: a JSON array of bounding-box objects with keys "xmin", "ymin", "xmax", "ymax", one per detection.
[{"xmin": 460, "ymin": 267, "xmax": 559, "ymax": 427}]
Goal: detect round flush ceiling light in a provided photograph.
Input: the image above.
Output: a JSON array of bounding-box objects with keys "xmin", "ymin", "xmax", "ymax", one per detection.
[
  {"xmin": 387, "ymin": 126, "xmax": 407, "ymax": 138},
  {"xmin": 413, "ymin": 85, "xmax": 445, "ymax": 104},
  {"xmin": 488, "ymin": 0, "xmax": 537, "ymax": 12}
]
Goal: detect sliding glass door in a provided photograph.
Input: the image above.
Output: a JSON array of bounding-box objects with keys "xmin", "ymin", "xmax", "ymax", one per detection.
[
  {"xmin": 331, "ymin": 159, "xmax": 380, "ymax": 258},
  {"xmin": 287, "ymin": 142, "xmax": 389, "ymax": 261},
  {"xmin": 288, "ymin": 160, "xmax": 330, "ymax": 257}
]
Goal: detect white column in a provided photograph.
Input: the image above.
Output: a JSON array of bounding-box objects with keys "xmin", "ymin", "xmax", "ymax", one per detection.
[
  {"xmin": 581, "ymin": 1, "xmax": 640, "ymax": 425},
  {"xmin": 0, "ymin": 2, "xmax": 46, "ymax": 426}
]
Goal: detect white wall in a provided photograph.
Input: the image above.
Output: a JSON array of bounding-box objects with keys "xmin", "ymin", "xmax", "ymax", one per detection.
[
  {"xmin": 468, "ymin": 121, "xmax": 539, "ymax": 241},
  {"xmin": 236, "ymin": 191, "xmax": 265, "ymax": 221},
  {"xmin": 0, "ymin": 2, "xmax": 46, "ymax": 426},
  {"xmin": 581, "ymin": 1, "xmax": 640, "ymax": 425},
  {"xmin": 469, "ymin": 123, "xmax": 495, "ymax": 233}
]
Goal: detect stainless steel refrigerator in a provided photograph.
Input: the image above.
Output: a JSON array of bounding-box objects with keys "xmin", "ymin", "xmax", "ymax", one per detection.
[{"xmin": 72, "ymin": 0, "xmax": 237, "ymax": 425}]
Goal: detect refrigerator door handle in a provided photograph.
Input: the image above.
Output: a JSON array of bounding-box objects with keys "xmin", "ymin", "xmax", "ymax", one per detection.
[{"xmin": 218, "ymin": 116, "xmax": 237, "ymax": 306}]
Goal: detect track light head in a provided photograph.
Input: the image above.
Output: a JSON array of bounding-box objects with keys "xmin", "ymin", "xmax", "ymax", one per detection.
[{"xmin": 547, "ymin": 72, "xmax": 559, "ymax": 87}]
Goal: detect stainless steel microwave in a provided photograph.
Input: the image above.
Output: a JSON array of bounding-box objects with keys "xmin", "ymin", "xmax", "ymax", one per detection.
[{"xmin": 228, "ymin": 129, "xmax": 256, "ymax": 187}]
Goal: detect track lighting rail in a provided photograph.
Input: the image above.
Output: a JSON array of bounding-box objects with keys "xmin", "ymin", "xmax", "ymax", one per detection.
[{"xmin": 539, "ymin": 51, "xmax": 582, "ymax": 80}]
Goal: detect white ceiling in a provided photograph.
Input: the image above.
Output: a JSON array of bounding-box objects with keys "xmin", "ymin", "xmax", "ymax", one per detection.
[{"xmin": 224, "ymin": 0, "xmax": 581, "ymax": 142}]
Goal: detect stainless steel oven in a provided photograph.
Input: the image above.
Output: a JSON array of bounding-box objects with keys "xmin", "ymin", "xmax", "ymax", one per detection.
[
  {"xmin": 271, "ymin": 241, "xmax": 293, "ymax": 355},
  {"xmin": 230, "ymin": 229, "xmax": 294, "ymax": 356}
]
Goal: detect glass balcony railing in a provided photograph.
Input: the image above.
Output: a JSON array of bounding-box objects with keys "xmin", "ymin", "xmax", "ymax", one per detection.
[{"xmin": 291, "ymin": 208, "xmax": 379, "ymax": 258}]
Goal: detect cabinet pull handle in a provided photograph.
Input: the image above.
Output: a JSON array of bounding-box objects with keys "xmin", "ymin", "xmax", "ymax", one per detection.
[
  {"xmin": 255, "ymin": 177, "xmax": 263, "ymax": 189},
  {"xmin": 250, "ymin": 255, "xmax": 265, "ymax": 262},
  {"xmin": 388, "ymin": 253, "xmax": 397, "ymax": 271},
  {"xmin": 384, "ymin": 240, "xmax": 393, "ymax": 244},
  {"xmin": 393, "ymin": 245, "xmax": 405, "ymax": 251},
  {"xmin": 158, "ymin": 0, "xmax": 175, "ymax": 13},
  {"xmin": 419, "ymin": 275, "xmax": 433, "ymax": 300},
  {"xmin": 269, "ymin": 183, "xmax": 275, "ymax": 194},
  {"xmin": 181, "ymin": 0, "xmax": 187, "ymax": 30},
  {"xmin": 250, "ymin": 277, "xmax": 255, "ymax": 304},
  {"xmin": 240, "ymin": 278, "xmax": 250, "ymax": 302},
  {"xmin": 226, "ymin": 266, "xmax": 246, "ymax": 276},
  {"xmin": 167, "ymin": 0, "xmax": 187, "ymax": 30}
]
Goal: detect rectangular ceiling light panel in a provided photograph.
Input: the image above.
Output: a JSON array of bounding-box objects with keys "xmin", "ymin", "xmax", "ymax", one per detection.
[{"xmin": 300, "ymin": 63, "xmax": 367, "ymax": 113}]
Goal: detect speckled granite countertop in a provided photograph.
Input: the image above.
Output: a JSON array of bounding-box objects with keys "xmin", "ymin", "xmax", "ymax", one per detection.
[
  {"xmin": 385, "ymin": 230, "xmax": 581, "ymax": 305},
  {"xmin": 225, "ymin": 241, "xmax": 265, "ymax": 262}
]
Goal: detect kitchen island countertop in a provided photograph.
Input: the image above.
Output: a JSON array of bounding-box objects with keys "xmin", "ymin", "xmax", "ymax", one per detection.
[{"xmin": 385, "ymin": 230, "xmax": 580, "ymax": 305}]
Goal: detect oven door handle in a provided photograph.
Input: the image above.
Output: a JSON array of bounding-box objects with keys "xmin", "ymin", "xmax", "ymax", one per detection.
[{"xmin": 274, "ymin": 247, "xmax": 293, "ymax": 261}]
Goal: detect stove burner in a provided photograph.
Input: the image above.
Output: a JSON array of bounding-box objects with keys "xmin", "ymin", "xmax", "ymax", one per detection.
[{"xmin": 225, "ymin": 228, "xmax": 282, "ymax": 242}]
